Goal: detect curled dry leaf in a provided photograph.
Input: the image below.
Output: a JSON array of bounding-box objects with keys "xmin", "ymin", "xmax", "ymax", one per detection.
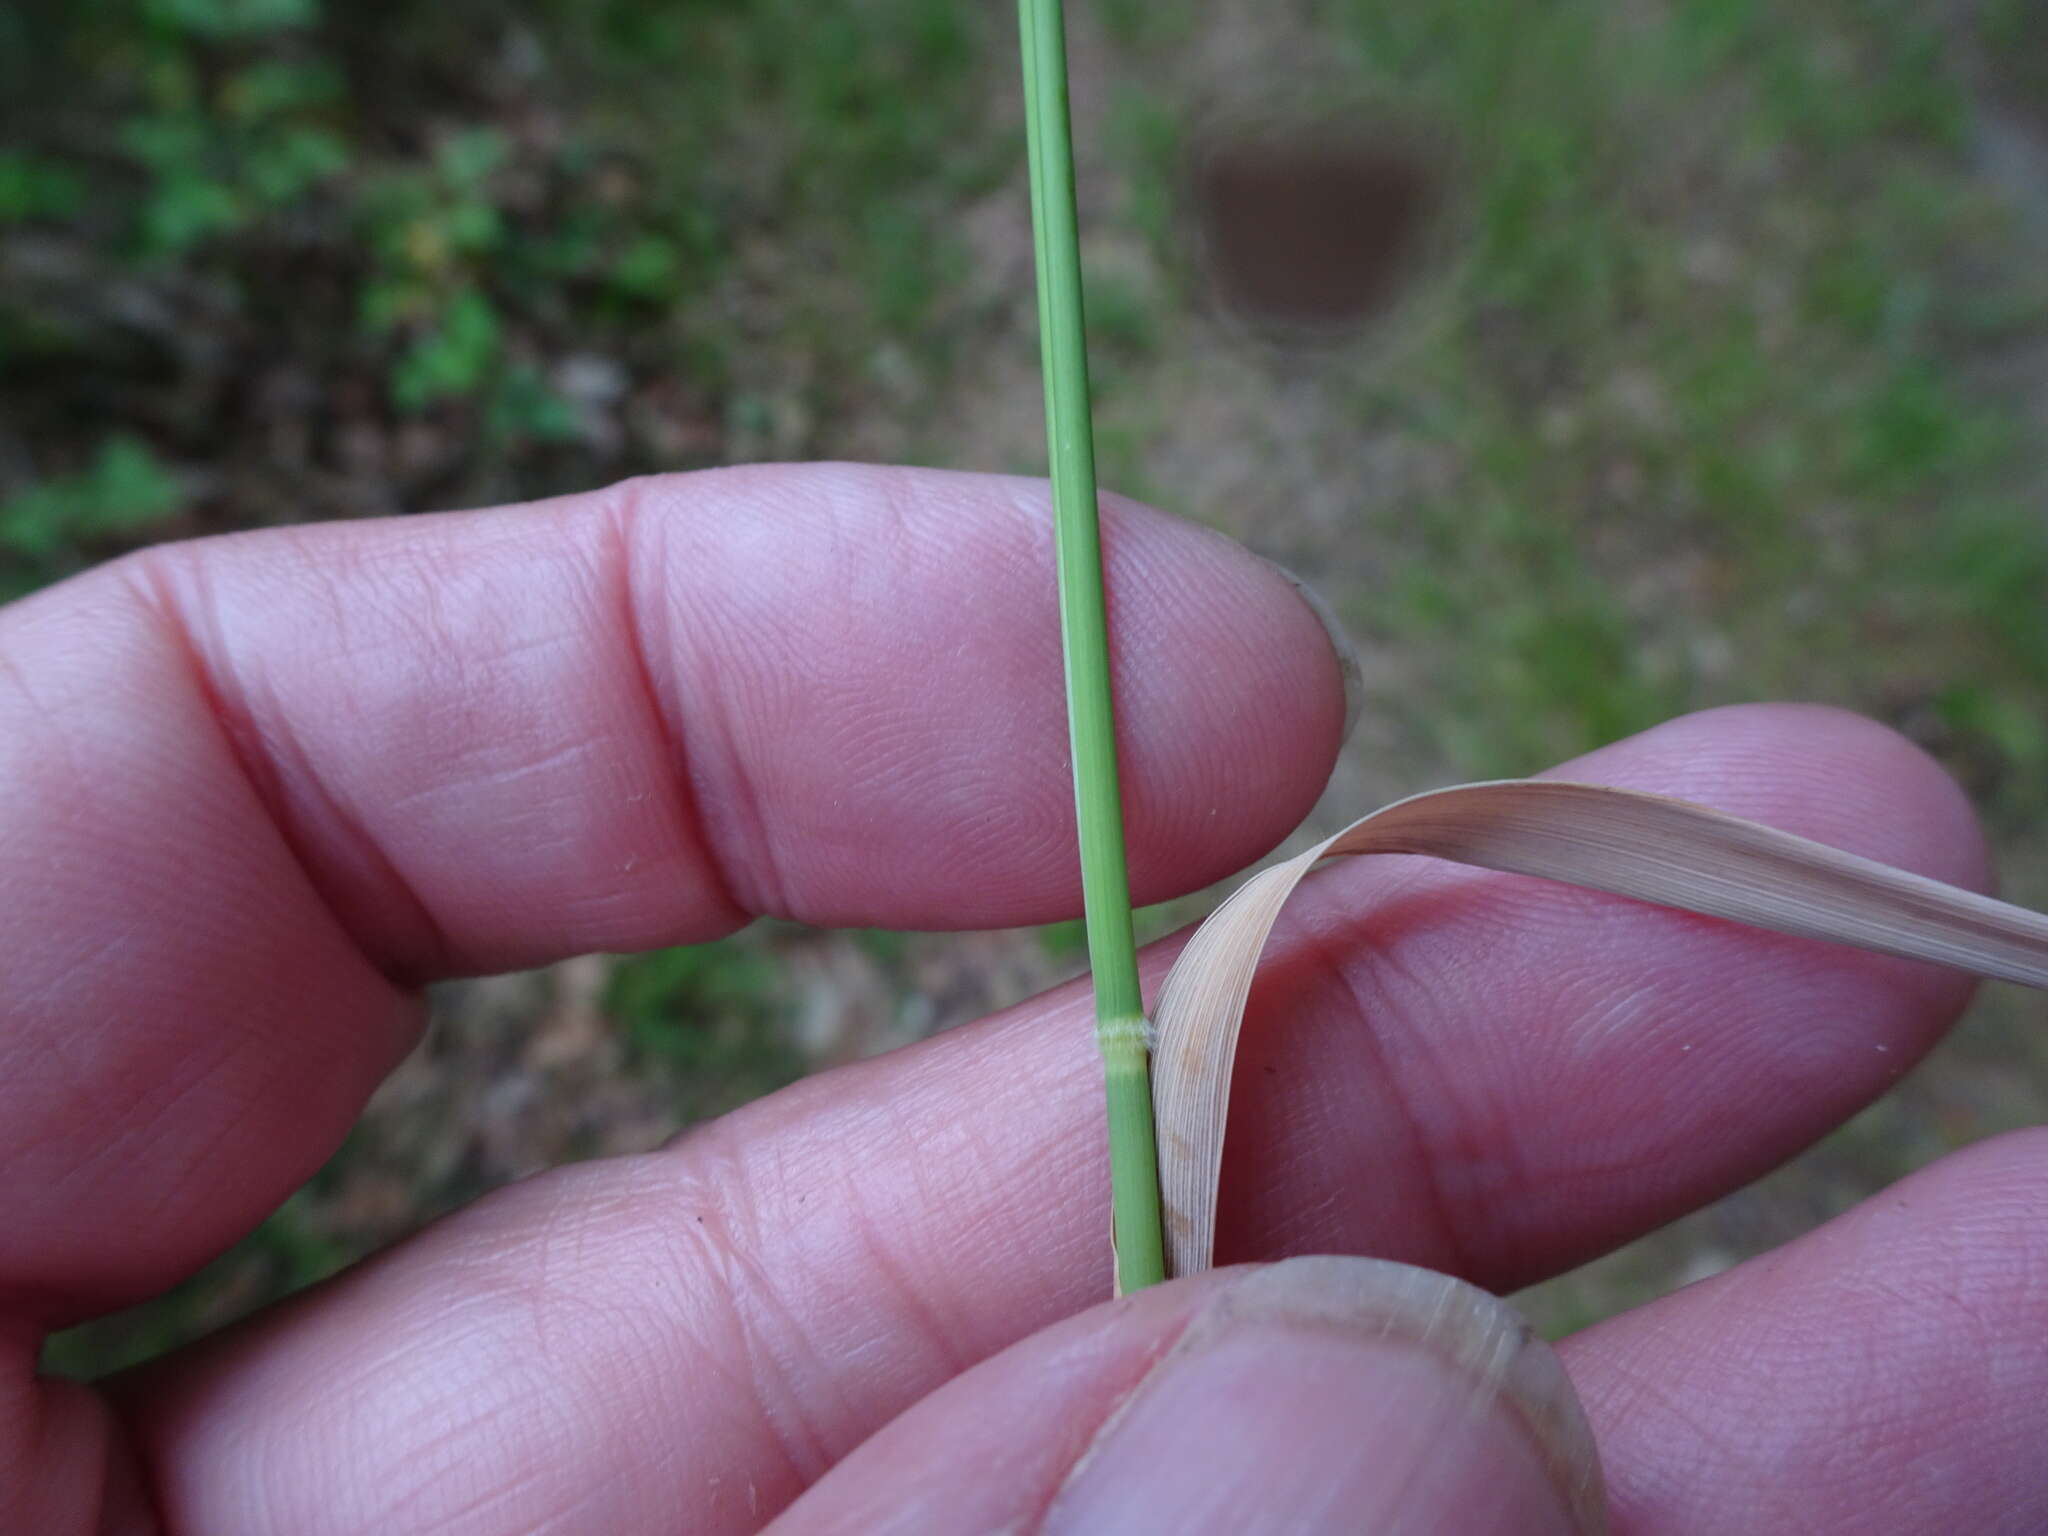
[{"xmin": 1149, "ymin": 780, "xmax": 2048, "ymax": 1280}]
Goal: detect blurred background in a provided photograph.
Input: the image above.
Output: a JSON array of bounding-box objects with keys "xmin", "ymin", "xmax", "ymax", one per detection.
[{"xmin": 13, "ymin": 0, "xmax": 2048, "ymax": 1374}]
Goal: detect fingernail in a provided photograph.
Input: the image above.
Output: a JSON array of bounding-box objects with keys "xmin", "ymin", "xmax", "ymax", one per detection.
[
  {"xmin": 1045, "ymin": 1257, "xmax": 1607, "ymax": 1535},
  {"xmin": 1261, "ymin": 559, "xmax": 1364, "ymax": 750}
]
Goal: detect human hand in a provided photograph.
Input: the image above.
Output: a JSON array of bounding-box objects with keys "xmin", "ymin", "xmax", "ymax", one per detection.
[{"xmin": 4, "ymin": 465, "xmax": 2039, "ymax": 1534}]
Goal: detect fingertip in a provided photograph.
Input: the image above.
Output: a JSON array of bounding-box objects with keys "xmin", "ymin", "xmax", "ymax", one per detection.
[
  {"xmin": 1047, "ymin": 1258, "xmax": 1602, "ymax": 1536},
  {"xmin": 1091, "ymin": 490, "xmax": 1351, "ymax": 904},
  {"xmin": 1565, "ymin": 1127, "xmax": 2048, "ymax": 1534}
]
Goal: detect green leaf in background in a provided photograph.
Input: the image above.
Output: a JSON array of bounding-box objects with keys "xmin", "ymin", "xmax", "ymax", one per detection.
[
  {"xmin": 0, "ymin": 152, "xmax": 86, "ymax": 225},
  {"xmin": 433, "ymin": 128, "xmax": 512, "ymax": 194},
  {"xmin": 243, "ymin": 124, "xmax": 349, "ymax": 205},
  {"xmin": 139, "ymin": 0, "xmax": 321, "ymax": 41},
  {"xmin": 219, "ymin": 58, "xmax": 345, "ymax": 122},
  {"xmin": 608, "ymin": 233, "xmax": 682, "ymax": 302},
  {"xmin": 0, "ymin": 438, "xmax": 185, "ymax": 560},
  {"xmin": 606, "ymin": 941, "xmax": 800, "ymax": 1094},
  {"xmin": 487, "ymin": 364, "xmax": 581, "ymax": 444},
  {"xmin": 390, "ymin": 288, "xmax": 501, "ymax": 412}
]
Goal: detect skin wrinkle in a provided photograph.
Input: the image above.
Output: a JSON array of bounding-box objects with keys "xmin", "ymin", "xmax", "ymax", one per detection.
[
  {"xmin": 357, "ymin": 1362, "xmax": 576, "ymax": 1535},
  {"xmin": 125, "ymin": 548, "xmax": 454, "ymax": 985},
  {"xmin": 664, "ymin": 1121, "xmax": 845, "ymax": 1494},
  {"xmin": 127, "ymin": 998, "xmax": 401, "ymax": 1243},
  {"xmin": 650, "ymin": 495, "xmax": 802, "ymax": 924},
  {"xmin": 612, "ymin": 480, "xmax": 751, "ymax": 934},
  {"xmin": 8, "ymin": 928, "xmax": 158, "ymax": 1157},
  {"xmin": 3, "ymin": 902, "xmax": 122, "ymax": 1034},
  {"xmin": 524, "ymin": 1475, "xmax": 649, "ymax": 1536},
  {"xmin": 143, "ymin": 510, "xmax": 631, "ymax": 975},
  {"xmin": 874, "ymin": 485, "xmax": 1067, "ymax": 899},
  {"xmin": 541, "ymin": 1302, "xmax": 709, "ymax": 1522},
  {"xmin": 1568, "ymin": 963, "xmax": 1691, "ymax": 1057},
  {"xmin": 865, "ymin": 463, "xmax": 941, "ymax": 587},
  {"xmin": 851, "ymin": 1094, "xmax": 959, "ymax": 1275},
  {"xmin": 1372, "ymin": 949, "xmax": 1546, "ymax": 1285},
  {"xmin": 663, "ymin": 1043, "xmax": 1098, "ymax": 1513},
  {"xmin": 703, "ymin": 1238, "xmax": 842, "ymax": 1495},
  {"xmin": 926, "ymin": 1071, "xmax": 1038, "ymax": 1270},
  {"xmin": 0, "ymin": 614, "xmax": 85, "ymax": 871},
  {"xmin": 644, "ymin": 465, "xmax": 1335, "ymax": 930},
  {"xmin": 0, "ymin": 630, "xmax": 36, "ymax": 722},
  {"xmin": 1013, "ymin": 1304, "xmax": 1212, "ymax": 1533},
  {"xmin": 517, "ymin": 1172, "xmax": 595, "ymax": 1387},
  {"xmin": 399, "ymin": 736, "xmax": 613, "ymax": 819},
  {"xmin": 1210, "ymin": 870, "xmax": 1486, "ymax": 1266},
  {"xmin": 837, "ymin": 1163, "xmax": 974, "ymax": 1387},
  {"xmin": 151, "ymin": 468, "xmax": 999, "ymax": 974},
  {"xmin": 9, "ymin": 642, "xmax": 406, "ymax": 1322},
  {"xmin": 279, "ymin": 575, "xmax": 481, "ymax": 974},
  {"xmin": 1302, "ymin": 926, "xmax": 1474, "ymax": 1279},
  {"xmin": 165, "ymin": 1194, "xmax": 637, "ymax": 1530},
  {"xmin": 407, "ymin": 1463, "xmax": 570, "ymax": 1536},
  {"xmin": 768, "ymin": 1279, "xmax": 1222, "ymax": 1536},
  {"xmin": 374, "ymin": 530, "xmax": 641, "ymax": 961}
]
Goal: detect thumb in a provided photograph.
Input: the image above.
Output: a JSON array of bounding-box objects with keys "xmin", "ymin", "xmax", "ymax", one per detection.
[
  {"xmin": 772, "ymin": 1256, "xmax": 1606, "ymax": 1534},
  {"xmin": 1047, "ymin": 1257, "xmax": 1605, "ymax": 1534}
]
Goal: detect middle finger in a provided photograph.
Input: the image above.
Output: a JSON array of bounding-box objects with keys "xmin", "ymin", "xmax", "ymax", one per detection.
[{"xmin": 123, "ymin": 704, "xmax": 1985, "ymax": 1535}]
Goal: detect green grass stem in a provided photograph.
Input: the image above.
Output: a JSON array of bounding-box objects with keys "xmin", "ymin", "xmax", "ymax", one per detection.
[{"xmin": 1017, "ymin": 0, "xmax": 1165, "ymax": 1294}]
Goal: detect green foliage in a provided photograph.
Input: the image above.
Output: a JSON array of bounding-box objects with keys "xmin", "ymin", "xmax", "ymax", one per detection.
[
  {"xmin": 105, "ymin": 3, "xmax": 347, "ymax": 259},
  {"xmin": 41, "ymin": 1189, "xmax": 342, "ymax": 1381},
  {"xmin": 1849, "ymin": 363, "xmax": 1977, "ymax": 491},
  {"xmin": 388, "ymin": 287, "xmax": 501, "ymax": 412},
  {"xmin": 1084, "ymin": 267, "xmax": 1161, "ymax": 360},
  {"xmin": 1108, "ymin": 89, "xmax": 1180, "ymax": 252},
  {"xmin": 352, "ymin": 128, "xmax": 621, "ymax": 427},
  {"xmin": 609, "ymin": 234, "xmax": 683, "ymax": 303},
  {"xmin": 1, "ymin": 439, "xmax": 185, "ymax": 585},
  {"xmin": 606, "ymin": 940, "xmax": 802, "ymax": 1104},
  {"xmin": 140, "ymin": 0, "xmax": 320, "ymax": 39},
  {"xmin": 1937, "ymin": 501, "xmax": 2048, "ymax": 686},
  {"xmin": 1036, "ymin": 918, "xmax": 1090, "ymax": 962},
  {"xmin": 0, "ymin": 152, "xmax": 86, "ymax": 225},
  {"xmin": 486, "ymin": 365, "xmax": 582, "ymax": 445},
  {"xmin": 0, "ymin": 0, "xmax": 996, "ymax": 605},
  {"xmin": 1159, "ymin": 0, "xmax": 2036, "ymax": 779},
  {"xmin": 544, "ymin": 0, "xmax": 992, "ymax": 353},
  {"xmin": 850, "ymin": 928, "xmax": 911, "ymax": 965},
  {"xmin": 1095, "ymin": 0, "xmax": 1192, "ymax": 52},
  {"xmin": 1939, "ymin": 681, "xmax": 2048, "ymax": 792}
]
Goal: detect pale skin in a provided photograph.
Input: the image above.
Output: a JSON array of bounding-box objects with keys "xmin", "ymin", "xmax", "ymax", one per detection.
[{"xmin": 4, "ymin": 462, "xmax": 2045, "ymax": 1533}]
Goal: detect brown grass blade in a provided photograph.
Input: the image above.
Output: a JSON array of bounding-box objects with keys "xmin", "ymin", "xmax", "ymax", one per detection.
[{"xmin": 1151, "ymin": 780, "xmax": 2048, "ymax": 1279}]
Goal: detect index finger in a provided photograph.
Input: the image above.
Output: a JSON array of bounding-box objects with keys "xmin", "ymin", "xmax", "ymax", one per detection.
[{"xmin": 0, "ymin": 462, "xmax": 1348, "ymax": 1322}]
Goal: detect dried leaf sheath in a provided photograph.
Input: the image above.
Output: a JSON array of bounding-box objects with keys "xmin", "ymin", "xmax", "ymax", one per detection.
[{"xmin": 1150, "ymin": 780, "xmax": 2048, "ymax": 1280}]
